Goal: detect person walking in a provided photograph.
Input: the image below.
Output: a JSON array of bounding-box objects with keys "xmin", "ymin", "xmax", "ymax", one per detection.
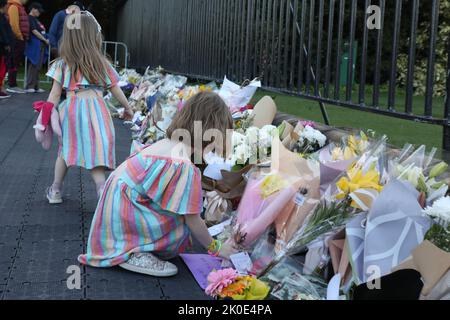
[
  {"xmin": 0, "ymin": 0, "xmax": 13, "ymax": 98},
  {"xmin": 44, "ymin": 13, "xmax": 133, "ymax": 204},
  {"xmin": 48, "ymin": 1, "xmax": 84, "ymax": 58},
  {"xmin": 24, "ymin": 2, "xmax": 48, "ymax": 93},
  {"xmin": 6, "ymin": 0, "xmax": 29, "ymax": 94}
]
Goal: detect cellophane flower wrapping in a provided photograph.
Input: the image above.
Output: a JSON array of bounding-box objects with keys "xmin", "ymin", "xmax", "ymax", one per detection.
[
  {"xmin": 254, "ymin": 137, "xmax": 388, "ymax": 278},
  {"xmin": 227, "ymin": 138, "xmax": 323, "ymax": 276},
  {"xmin": 317, "ymin": 132, "xmax": 373, "ymax": 195},
  {"xmin": 259, "ymin": 257, "xmax": 328, "ymax": 300},
  {"xmin": 232, "ymin": 165, "xmax": 298, "ymax": 249},
  {"xmin": 388, "ymin": 144, "xmax": 449, "ymax": 205}
]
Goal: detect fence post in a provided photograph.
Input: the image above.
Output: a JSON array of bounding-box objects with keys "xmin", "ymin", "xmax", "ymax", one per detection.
[{"xmin": 443, "ymin": 37, "xmax": 450, "ymax": 151}]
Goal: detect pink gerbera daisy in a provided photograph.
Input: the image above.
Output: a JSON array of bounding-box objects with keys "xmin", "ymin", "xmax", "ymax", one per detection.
[{"xmin": 205, "ymin": 268, "xmax": 238, "ymax": 297}]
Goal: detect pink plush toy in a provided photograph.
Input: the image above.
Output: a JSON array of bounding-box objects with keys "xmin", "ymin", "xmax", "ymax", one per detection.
[{"xmin": 33, "ymin": 101, "xmax": 62, "ymax": 151}]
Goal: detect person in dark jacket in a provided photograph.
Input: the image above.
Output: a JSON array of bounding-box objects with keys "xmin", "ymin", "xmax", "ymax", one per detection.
[
  {"xmin": 6, "ymin": 0, "xmax": 29, "ymax": 94},
  {"xmin": 48, "ymin": 1, "xmax": 84, "ymax": 58},
  {"xmin": 24, "ymin": 2, "xmax": 48, "ymax": 93},
  {"xmin": 0, "ymin": 0, "xmax": 13, "ymax": 98}
]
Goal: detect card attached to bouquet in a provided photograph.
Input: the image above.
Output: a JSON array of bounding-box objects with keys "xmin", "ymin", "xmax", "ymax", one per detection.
[
  {"xmin": 294, "ymin": 193, "xmax": 306, "ymax": 206},
  {"xmin": 180, "ymin": 254, "xmax": 223, "ymax": 290},
  {"xmin": 208, "ymin": 219, "xmax": 232, "ymax": 237},
  {"xmin": 230, "ymin": 252, "xmax": 253, "ymax": 275}
]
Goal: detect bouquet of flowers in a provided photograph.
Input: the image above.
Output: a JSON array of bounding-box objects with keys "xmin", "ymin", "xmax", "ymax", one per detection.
[
  {"xmin": 205, "ymin": 268, "xmax": 270, "ymax": 300},
  {"xmin": 423, "ymin": 196, "xmax": 450, "ymax": 252},
  {"xmin": 317, "ymin": 131, "xmax": 374, "ymax": 196},
  {"xmin": 178, "ymin": 82, "xmax": 218, "ymax": 109},
  {"xmin": 232, "ymin": 168, "xmax": 298, "ymax": 248},
  {"xmin": 330, "ymin": 132, "xmax": 371, "ymax": 161},
  {"xmin": 389, "ymin": 144, "xmax": 449, "ymax": 205},
  {"xmin": 259, "ymin": 257, "xmax": 329, "ymax": 300},
  {"xmin": 234, "ymin": 108, "xmax": 255, "ymax": 132},
  {"xmin": 279, "ymin": 121, "xmax": 327, "ymax": 156},
  {"xmin": 254, "ymin": 137, "xmax": 387, "ymax": 277},
  {"xmin": 293, "ymin": 125, "xmax": 327, "ymax": 155},
  {"xmin": 230, "ymin": 125, "xmax": 278, "ymax": 170},
  {"xmin": 118, "ymin": 68, "xmax": 142, "ymax": 87}
]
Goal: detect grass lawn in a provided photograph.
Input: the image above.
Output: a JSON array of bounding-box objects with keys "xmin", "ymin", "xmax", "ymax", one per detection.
[{"xmin": 252, "ymin": 87, "xmax": 444, "ymax": 157}]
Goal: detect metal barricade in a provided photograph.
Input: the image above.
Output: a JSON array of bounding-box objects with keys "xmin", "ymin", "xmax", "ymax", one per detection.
[
  {"xmin": 21, "ymin": 41, "xmax": 129, "ymax": 88},
  {"xmin": 102, "ymin": 41, "xmax": 130, "ymax": 69}
]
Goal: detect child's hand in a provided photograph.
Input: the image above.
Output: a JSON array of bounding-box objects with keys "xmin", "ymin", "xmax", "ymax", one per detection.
[
  {"xmin": 218, "ymin": 240, "xmax": 239, "ymax": 261},
  {"xmin": 122, "ymin": 107, "xmax": 134, "ymax": 121}
]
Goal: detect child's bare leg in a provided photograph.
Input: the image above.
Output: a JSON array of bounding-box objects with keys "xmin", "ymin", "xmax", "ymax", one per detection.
[
  {"xmin": 91, "ymin": 167, "xmax": 106, "ymax": 197},
  {"xmin": 52, "ymin": 157, "xmax": 68, "ymax": 192}
]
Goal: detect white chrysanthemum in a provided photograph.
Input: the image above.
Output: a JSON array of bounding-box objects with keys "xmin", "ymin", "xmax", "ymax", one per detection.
[
  {"xmin": 232, "ymin": 131, "xmax": 246, "ymax": 148},
  {"xmin": 245, "ymin": 126, "xmax": 259, "ymax": 141},
  {"xmin": 423, "ymin": 196, "xmax": 450, "ymax": 224},
  {"xmin": 233, "ymin": 143, "xmax": 251, "ymax": 165},
  {"xmin": 299, "ymin": 126, "xmax": 327, "ymax": 148},
  {"xmin": 259, "ymin": 125, "xmax": 277, "ymax": 149}
]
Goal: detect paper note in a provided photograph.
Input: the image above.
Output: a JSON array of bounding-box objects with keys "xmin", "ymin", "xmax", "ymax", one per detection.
[
  {"xmin": 208, "ymin": 219, "xmax": 232, "ymax": 237},
  {"xmin": 260, "ymin": 175, "xmax": 287, "ymax": 198},
  {"xmin": 230, "ymin": 252, "xmax": 253, "ymax": 275},
  {"xmin": 294, "ymin": 193, "xmax": 306, "ymax": 206},
  {"xmin": 180, "ymin": 254, "xmax": 223, "ymax": 290}
]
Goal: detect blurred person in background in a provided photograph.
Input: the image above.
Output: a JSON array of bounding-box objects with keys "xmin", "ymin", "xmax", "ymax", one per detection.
[
  {"xmin": 24, "ymin": 2, "xmax": 48, "ymax": 93},
  {"xmin": 6, "ymin": 0, "xmax": 29, "ymax": 94},
  {"xmin": 48, "ymin": 1, "xmax": 84, "ymax": 58},
  {"xmin": 0, "ymin": 0, "xmax": 13, "ymax": 98}
]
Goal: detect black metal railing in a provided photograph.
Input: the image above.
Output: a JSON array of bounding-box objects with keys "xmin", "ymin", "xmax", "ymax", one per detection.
[{"xmin": 116, "ymin": 0, "xmax": 450, "ymax": 150}]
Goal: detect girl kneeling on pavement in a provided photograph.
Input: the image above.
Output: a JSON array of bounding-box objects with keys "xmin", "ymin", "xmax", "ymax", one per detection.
[{"xmin": 79, "ymin": 92, "xmax": 237, "ymax": 277}]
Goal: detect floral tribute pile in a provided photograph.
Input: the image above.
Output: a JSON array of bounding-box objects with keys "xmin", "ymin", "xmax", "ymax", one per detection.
[{"xmin": 110, "ymin": 68, "xmax": 450, "ymax": 301}]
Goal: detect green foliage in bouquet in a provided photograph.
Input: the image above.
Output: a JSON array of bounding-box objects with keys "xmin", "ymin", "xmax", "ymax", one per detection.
[
  {"xmin": 288, "ymin": 201, "xmax": 351, "ymax": 254},
  {"xmin": 423, "ymin": 196, "xmax": 450, "ymax": 253},
  {"xmin": 425, "ymin": 224, "xmax": 450, "ymax": 253}
]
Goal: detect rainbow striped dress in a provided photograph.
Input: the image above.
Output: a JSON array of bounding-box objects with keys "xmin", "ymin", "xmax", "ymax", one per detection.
[
  {"xmin": 78, "ymin": 150, "xmax": 203, "ymax": 267},
  {"xmin": 46, "ymin": 59, "xmax": 119, "ymax": 170}
]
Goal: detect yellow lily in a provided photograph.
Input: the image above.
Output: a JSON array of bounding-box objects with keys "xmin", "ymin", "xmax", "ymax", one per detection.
[
  {"xmin": 343, "ymin": 146, "xmax": 357, "ymax": 160},
  {"xmin": 336, "ymin": 165, "xmax": 383, "ymax": 208}
]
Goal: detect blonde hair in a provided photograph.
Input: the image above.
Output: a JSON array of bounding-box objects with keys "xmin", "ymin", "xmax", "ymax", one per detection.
[
  {"xmin": 59, "ymin": 13, "xmax": 109, "ymax": 87},
  {"xmin": 167, "ymin": 92, "xmax": 233, "ymax": 156}
]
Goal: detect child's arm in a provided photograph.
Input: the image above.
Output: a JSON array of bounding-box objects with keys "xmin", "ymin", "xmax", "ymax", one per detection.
[
  {"xmin": 47, "ymin": 80, "xmax": 62, "ymax": 106},
  {"xmin": 110, "ymin": 85, "xmax": 134, "ymax": 120},
  {"xmin": 185, "ymin": 214, "xmax": 237, "ymax": 260}
]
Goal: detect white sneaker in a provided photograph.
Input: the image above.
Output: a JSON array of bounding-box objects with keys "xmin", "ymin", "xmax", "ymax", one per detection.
[
  {"xmin": 46, "ymin": 187, "xmax": 63, "ymax": 204},
  {"xmin": 25, "ymin": 89, "xmax": 36, "ymax": 93},
  {"xmin": 35, "ymin": 89, "xmax": 45, "ymax": 93},
  {"xmin": 119, "ymin": 253, "xmax": 178, "ymax": 277},
  {"xmin": 6, "ymin": 87, "xmax": 26, "ymax": 94}
]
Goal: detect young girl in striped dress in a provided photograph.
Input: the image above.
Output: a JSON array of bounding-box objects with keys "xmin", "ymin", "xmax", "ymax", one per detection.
[
  {"xmin": 79, "ymin": 92, "xmax": 237, "ymax": 277},
  {"xmin": 45, "ymin": 13, "xmax": 133, "ymax": 204}
]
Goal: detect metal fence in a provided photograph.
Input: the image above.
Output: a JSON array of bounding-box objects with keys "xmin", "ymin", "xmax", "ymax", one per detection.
[
  {"xmin": 116, "ymin": 0, "xmax": 450, "ymax": 150},
  {"xmin": 21, "ymin": 41, "xmax": 129, "ymax": 86}
]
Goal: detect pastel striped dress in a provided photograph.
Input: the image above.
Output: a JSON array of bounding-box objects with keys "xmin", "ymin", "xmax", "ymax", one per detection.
[
  {"xmin": 78, "ymin": 149, "xmax": 203, "ymax": 267},
  {"xmin": 46, "ymin": 59, "xmax": 119, "ymax": 170}
]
